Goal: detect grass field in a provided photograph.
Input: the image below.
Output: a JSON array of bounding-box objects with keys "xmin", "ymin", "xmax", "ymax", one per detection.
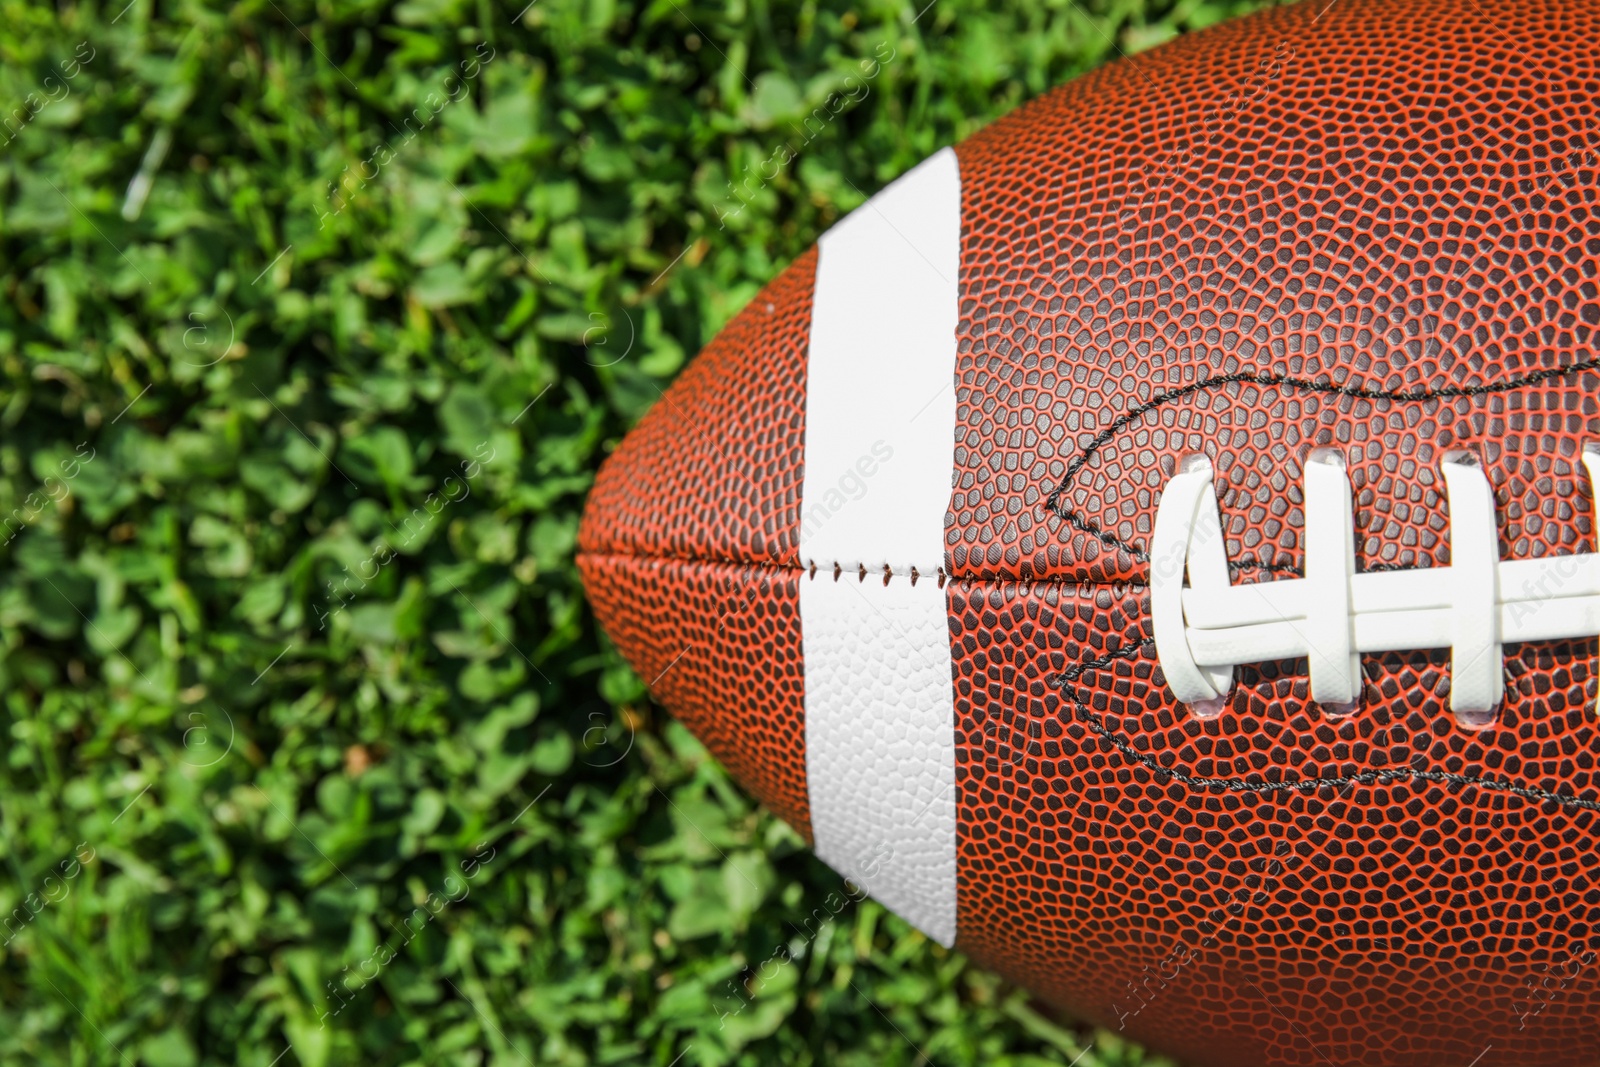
[{"xmin": 1, "ymin": 1, "xmax": 1270, "ymax": 1063}]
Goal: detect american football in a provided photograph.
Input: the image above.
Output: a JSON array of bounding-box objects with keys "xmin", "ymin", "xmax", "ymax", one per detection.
[{"xmin": 579, "ymin": 0, "xmax": 1600, "ymax": 1063}]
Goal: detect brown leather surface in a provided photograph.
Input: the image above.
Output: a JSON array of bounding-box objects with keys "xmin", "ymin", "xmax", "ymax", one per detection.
[
  {"xmin": 579, "ymin": 552, "xmax": 813, "ymax": 839},
  {"xmin": 950, "ymin": 576, "xmax": 1599, "ymax": 1066},
  {"xmin": 579, "ymin": 246, "xmax": 816, "ymax": 571},
  {"xmin": 578, "ymin": 248, "xmax": 817, "ymax": 837},
  {"xmin": 945, "ymin": 1, "xmax": 1600, "ymax": 1061}
]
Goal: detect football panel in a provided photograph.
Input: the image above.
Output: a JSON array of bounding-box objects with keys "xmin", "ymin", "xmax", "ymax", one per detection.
[
  {"xmin": 578, "ymin": 551, "xmax": 813, "ymax": 838},
  {"xmin": 578, "ymin": 246, "xmax": 817, "ymax": 570},
  {"xmin": 948, "ymin": 575, "xmax": 1600, "ymax": 1067},
  {"xmin": 947, "ymin": 0, "xmax": 1600, "ymax": 586}
]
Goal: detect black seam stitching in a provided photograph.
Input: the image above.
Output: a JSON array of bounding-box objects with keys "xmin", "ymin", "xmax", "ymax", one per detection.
[
  {"xmin": 1039, "ymin": 359, "xmax": 1600, "ymax": 563},
  {"xmin": 1048, "ymin": 639, "xmax": 1600, "ymax": 814},
  {"xmin": 576, "ymin": 550, "xmax": 1299, "ymax": 586}
]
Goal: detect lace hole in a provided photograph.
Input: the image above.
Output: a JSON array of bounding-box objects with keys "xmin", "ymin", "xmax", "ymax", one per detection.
[
  {"xmin": 1186, "ymin": 694, "xmax": 1228, "ymax": 721},
  {"xmin": 1452, "ymin": 702, "xmax": 1501, "ymax": 731},
  {"xmin": 1440, "ymin": 446, "xmax": 1482, "ymax": 470},
  {"xmin": 1316, "ymin": 696, "xmax": 1362, "ymax": 721},
  {"xmin": 1305, "ymin": 445, "xmax": 1347, "ymax": 470}
]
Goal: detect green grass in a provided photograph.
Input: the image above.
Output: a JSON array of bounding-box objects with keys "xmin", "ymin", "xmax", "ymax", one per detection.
[{"xmin": 0, "ymin": 1, "xmax": 1269, "ymax": 1063}]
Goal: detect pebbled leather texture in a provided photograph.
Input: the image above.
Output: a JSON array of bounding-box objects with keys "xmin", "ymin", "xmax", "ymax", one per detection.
[
  {"xmin": 950, "ymin": 1, "xmax": 1600, "ymax": 588},
  {"xmin": 950, "ymin": 577, "xmax": 1599, "ymax": 1066},
  {"xmin": 579, "ymin": 553, "xmax": 812, "ymax": 837},
  {"xmin": 579, "ymin": 249, "xmax": 817, "ymax": 836},
  {"xmin": 580, "ymin": 247, "xmax": 815, "ymax": 571},
  {"xmin": 943, "ymin": 1, "xmax": 1600, "ymax": 1061}
]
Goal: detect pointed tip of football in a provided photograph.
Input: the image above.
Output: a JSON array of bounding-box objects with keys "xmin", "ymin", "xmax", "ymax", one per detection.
[{"xmin": 577, "ymin": 246, "xmax": 820, "ymax": 841}]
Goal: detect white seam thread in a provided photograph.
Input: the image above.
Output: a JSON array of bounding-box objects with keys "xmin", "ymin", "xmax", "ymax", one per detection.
[{"xmin": 1151, "ymin": 444, "xmax": 1600, "ymax": 729}]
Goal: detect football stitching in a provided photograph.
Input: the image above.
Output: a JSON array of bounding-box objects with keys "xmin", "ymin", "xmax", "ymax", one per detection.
[
  {"xmin": 805, "ymin": 560, "xmax": 945, "ymax": 586},
  {"xmin": 1039, "ymin": 357, "xmax": 1600, "ymax": 563},
  {"xmin": 1051, "ymin": 637, "xmax": 1600, "ymax": 813}
]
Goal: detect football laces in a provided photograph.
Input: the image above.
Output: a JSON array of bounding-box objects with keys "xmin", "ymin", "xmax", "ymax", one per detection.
[{"xmin": 1152, "ymin": 443, "xmax": 1600, "ymax": 728}]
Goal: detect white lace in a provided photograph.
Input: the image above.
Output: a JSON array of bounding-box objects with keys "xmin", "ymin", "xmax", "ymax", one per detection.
[{"xmin": 1150, "ymin": 445, "xmax": 1600, "ymax": 728}]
